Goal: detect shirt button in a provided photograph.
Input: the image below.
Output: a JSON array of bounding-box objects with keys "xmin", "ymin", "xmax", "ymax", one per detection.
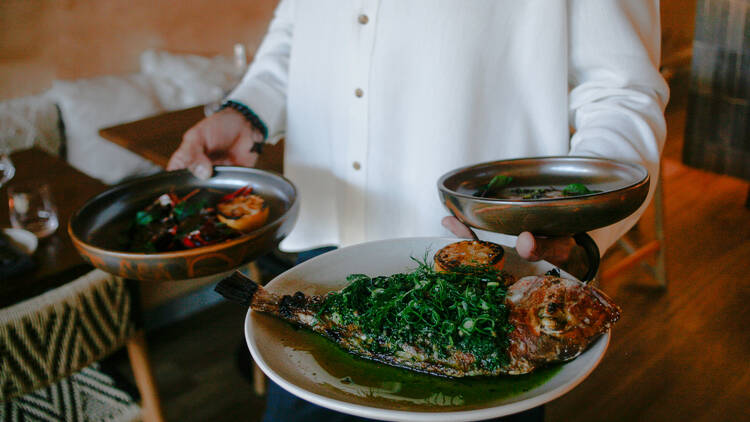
[
  {"xmin": 354, "ymin": 88, "xmax": 364, "ymax": 98},
  {"xmin": 358, "ymin": 14, "xmax": 369, "ymax": 25},
  {"xmin": 352, "ymin": 161, "xmax": 362, "ymax": 170}
]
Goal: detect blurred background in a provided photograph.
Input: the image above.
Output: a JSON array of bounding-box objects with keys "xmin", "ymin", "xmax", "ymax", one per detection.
[
  {"xmin": 0, "ymin": 1, "xmax": 694, "ymax": 100},
  {"xmin": 0, "ymin": 0, "xmax": 275, "ymax": 99},
  {"xmin": 1, "ymin": 1, "xmax": 747, "ymax": 421}
]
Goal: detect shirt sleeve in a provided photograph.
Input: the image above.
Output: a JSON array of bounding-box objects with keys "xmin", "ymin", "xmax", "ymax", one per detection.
[
  {"xmin": 567, "ymin": 0, "xmax": 669, "ymax": 254},
  {"xmin": 226, "ymin": 0, "xmax": 294, "ymax": 145}
]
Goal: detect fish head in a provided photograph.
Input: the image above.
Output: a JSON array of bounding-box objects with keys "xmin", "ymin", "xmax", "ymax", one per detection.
[{"xmin": 507, "ymin": 275, "xmax": 621, "ymax": 365}]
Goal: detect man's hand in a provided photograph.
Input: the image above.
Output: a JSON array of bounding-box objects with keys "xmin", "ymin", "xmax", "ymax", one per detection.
[
  {"xmin": 167, "ymin": 108, "xmax": 264, "ymax": 179},
  {"xmin": 441, "ymin": 216, "xmax": 589, "ymax": 279},
  {"xmin": 514, "ymin": 231, "xmax": 577, "ymax": 267}
]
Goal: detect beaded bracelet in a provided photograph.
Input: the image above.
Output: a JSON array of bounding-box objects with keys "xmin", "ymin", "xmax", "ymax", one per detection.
[{"xmin": 219, "ymin": 100, "xmax": 269, "ymax": 153}]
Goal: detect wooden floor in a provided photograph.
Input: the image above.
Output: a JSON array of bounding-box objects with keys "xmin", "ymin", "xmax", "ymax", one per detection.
[
  {"xmin": 126, "ymin": 302, "xmax": 267, "ymax": 421},
  {"xmin": 113, "ymin": 71, "xmax": 750, "ymax": 421},
  {"xmin": 547, "ymin": 80, "xmax": 750, "ymax": 421}
]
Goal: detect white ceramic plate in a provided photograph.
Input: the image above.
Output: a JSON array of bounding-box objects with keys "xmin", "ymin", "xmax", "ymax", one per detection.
[{"xmin": 245, "ymin": 237, "xmax": 610, "ymax": 421}]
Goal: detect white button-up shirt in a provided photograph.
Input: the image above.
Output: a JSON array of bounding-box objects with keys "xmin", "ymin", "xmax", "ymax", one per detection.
[{"xmin": 229, "ymin": 0, "xmax": 668, "ymax": 253}]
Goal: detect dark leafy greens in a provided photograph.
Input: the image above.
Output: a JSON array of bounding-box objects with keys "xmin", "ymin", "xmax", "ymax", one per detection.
[
  {"xmin": 561, "ymin": 183, "xmax": 597, "ymax": 196},
  {"xmin": 171, "ymin": 198, "xmax": 208, "ymax": 221},
  {"xmin": 476, "ymin": 175, "xmax": 513, "ymax": 198},
  {"xmin": 316, "ymin": 261, "xmax": 515, "ymax": 371},
  {"xmin": 474, "ymin": 174, "xmax": 600, "ymax": 199},
  {"xmin": 135, "ymin": 211, "xmax": 154, "ymax": 226}
]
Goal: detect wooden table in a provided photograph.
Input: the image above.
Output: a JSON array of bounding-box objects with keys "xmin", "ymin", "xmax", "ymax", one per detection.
[
  {"xmin": 99, "ymin": 105, "xmax": 283, "ymax": 173},
  {"xmin": 0, "ymin": 148, "xmax": 166, "ymax": 422},
  {"xmin": 0, "ymin": 148, "xmax": 107, "ymax": 307}
]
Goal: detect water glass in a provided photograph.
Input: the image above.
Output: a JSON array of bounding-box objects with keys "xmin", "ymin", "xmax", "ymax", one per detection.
[
  {"xmin": 204, "ymin": 43, "xmax": 248, "ymax": 117},
  {"xmin": 0, "ymin": 155, "xmax": 14, "ymax": 188},
  {"xmin": 8, "ymin": 182, "xmax": 59, "ymax": 238}
]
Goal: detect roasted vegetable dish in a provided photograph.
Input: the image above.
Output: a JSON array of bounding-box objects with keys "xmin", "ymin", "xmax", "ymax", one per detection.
[{"xmin": 128, "ymin": 186, "xmax": 268, "ymax": 252}]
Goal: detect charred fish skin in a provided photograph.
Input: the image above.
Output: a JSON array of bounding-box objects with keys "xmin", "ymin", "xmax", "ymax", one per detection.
[
  {"xmin": 239, "ymin": 284, "xmax": 478, "ymax": 377},
  {"xmin": 218, "ymin": 270, "xmax": 620, "ymax": 378},
  {"xmin": 234, "ymin": 284, "xmax": 442, "ymax": 375},
  {"xmin": 251, "ymin": 287, "xmax": 493, "ymax": 378},
  {"xmin": 256, "ymin": 288, "xmax": 322, "ymax": 327},
  {"xmin": 219, "ymin": 271, "xmax": 509, "ymax": 377}
]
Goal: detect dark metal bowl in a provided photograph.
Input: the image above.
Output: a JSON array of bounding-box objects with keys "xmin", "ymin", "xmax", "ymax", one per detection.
[
  {"xmin": 437, "ymin": 156, "xmax": 650, "ymax": 237},
  {"xmin": 69, "ymin": 166, "xmax": 298, "ymax": 281}
]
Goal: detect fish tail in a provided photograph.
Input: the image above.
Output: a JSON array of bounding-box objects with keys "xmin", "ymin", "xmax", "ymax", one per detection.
[
  {"xmin": 215, "ymin": 271, "xmax": 261, "ymax": 306},
  {"xmin": 215, "ymin": 271, "xmax": 315, "ymax": 325}
]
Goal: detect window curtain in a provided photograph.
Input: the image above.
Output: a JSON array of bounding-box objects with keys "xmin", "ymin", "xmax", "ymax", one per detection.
[{"xmin": 683, "ymin": 0, "xmax": 749, "ymax": 181}]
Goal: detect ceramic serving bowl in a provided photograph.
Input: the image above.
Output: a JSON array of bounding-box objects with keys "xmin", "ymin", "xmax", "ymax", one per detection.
[
  {"xmin": 437, "ymin": 156, "xmax": 650, "ymax": 237},
  {"xmin": 69, "ymin": 166, "xmax": 298, "ymax": 281}
]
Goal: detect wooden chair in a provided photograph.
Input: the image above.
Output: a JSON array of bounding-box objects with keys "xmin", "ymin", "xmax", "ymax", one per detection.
[
  {"xmin": 247, "ymin": 262, "xmax": 267, "ymax": 395},
  {"xmin": 0, "ymin": 269, "xmax": 165, "ymax": 422},
  {"xmin": 599, "ymin": 168, "xmax": 667, "ymax": 287},
  {"xmin": 597, "ymin": 51, "xmax": 691, "ymax": 287}
]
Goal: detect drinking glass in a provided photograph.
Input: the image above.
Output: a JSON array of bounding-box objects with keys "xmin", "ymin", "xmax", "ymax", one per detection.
[
  {"xmin": 204, "ymin": 43, "xmax": 248, "ymax": 117},
  {"xmin": 0, "ymin": 154, "xmax": 14, "ymax": 188},
  {"xmin": 8, "ymin": 182, "xmax": 59, "ymax": 238}
]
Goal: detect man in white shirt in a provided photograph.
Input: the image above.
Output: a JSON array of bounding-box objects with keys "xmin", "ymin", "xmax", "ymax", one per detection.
[{"xmin": 169, "ymin": 1, "xmax": 667, "ymax": 420}]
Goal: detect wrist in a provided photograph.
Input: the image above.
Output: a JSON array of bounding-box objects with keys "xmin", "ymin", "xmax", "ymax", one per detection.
[{"xmin": 219, "ymin": 100, "xmax": 269, "ymax": 153}]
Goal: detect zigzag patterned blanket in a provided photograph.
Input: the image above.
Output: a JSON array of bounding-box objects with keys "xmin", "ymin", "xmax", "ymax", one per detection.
[
  {"xmin": 0, "ymin": 363, "xmax": 140, "ymax": 422},
  {"xmin": 0, "ymin": 270, "xmax": 134, "ymax": 402}
]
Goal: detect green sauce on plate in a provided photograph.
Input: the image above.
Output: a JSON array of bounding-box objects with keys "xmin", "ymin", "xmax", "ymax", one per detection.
[{"xmin": 284, "ymin": 328, "xmax": 563, "ymax": 407}]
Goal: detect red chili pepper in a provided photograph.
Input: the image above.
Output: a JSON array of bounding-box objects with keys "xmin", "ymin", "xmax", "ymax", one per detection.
[
  {"xmin": 181, "ymin": 237, "xmax": 196, "ymax": 248},
  {"xmin": 221, "ymin": 186, "xmax": 244, "ymax": 202},
  {"xmin": 168, "ymin": 225, "xmax": 178, "ymax": 235},
  {"xmin": 221, "ymin": 185, "xmax": 252, "ymax": 202},
  {"xmin": 167, "ymin": 192, "xmax": 179, "ymax": 205},
  {"xmin": 179, "ymin": 188, "xmax": 200, "ymax": 203}
]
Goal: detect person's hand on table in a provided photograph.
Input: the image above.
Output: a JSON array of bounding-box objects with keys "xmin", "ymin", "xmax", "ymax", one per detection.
[
  {"xmin": 441, "ymin": 216, "xmax": 589, "ymax": 280},
  {"xmin": 167, "ymin": 108, "xmax": 264, "ymax": 179}
]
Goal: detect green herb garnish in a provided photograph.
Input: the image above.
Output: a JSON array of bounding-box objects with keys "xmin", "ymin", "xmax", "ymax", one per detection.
[
  {"xmin": 172, "ymin": 199, "xmax": 208, "ymax": 221},
  {"xmin": 476, "ymin": 174, "xmax": 513, "ymax": 198},
  {"xmin": 135, "ymin": 211, "xmax": 154, "ymax": 225},
  {"xmin": 562, "ymin": 183, "xmax": 596, "ymax": 196},
  {"xmin": 316, "ymin": 260, "xmax": 514, "ymax": 371}
]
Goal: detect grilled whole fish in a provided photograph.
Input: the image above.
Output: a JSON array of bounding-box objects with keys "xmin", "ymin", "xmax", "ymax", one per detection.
[{"xmin": 219, "ymin": 268, "xmax": 620, "ymax": 377}]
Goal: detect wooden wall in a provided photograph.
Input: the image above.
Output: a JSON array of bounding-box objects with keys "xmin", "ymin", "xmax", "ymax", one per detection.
[
  {"xmin": 661, "ymin": 0, "xmax": 698, "ymax": 68},
  {"xmin": 0, "ymin": 0, "xmax": 277, "ymax": 100},
  {"xmin": 0, "ymin": 0, "xmax": 696, "ymax": 100}
]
